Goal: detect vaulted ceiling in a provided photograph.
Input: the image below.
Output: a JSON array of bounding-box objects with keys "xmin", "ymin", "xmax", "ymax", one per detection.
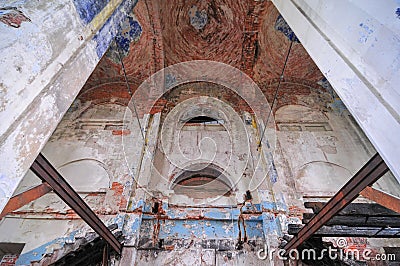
[{"xmin": 78, "ymin": 0, "xmax": 325, "ymax": 105}]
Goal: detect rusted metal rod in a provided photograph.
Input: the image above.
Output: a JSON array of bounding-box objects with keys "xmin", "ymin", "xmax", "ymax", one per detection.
[
  {"xmin": 30, "ymin": 153, "xmax": 122, "ymax": 254},
  {"xmin": 284, "ymin": 153, "xmax": 389, "ymax": 252},
  {"xmin": 0, "ymin": 182, "xmax": 52, "ymax": 219}
]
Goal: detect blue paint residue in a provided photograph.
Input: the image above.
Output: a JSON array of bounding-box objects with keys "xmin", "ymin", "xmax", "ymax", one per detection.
[
  {"xmin": 275, "ymin": 15, "xmax": 300, "ymax": 43},
  {"xmin": 189, "ymin": 5, "xmax": 208, "ymax": 30},
  {"xmin": 149, "ymin": 219, "xmax": 264, "ymax": 240},
  {"xmin": 16, "ymin": 231, "xmax": 79, "ymax": 265},
  {"xmin": 129, "ymin": 198, "xmax": 145, "ymax": 211},
  {"xmin": 359, "ymin": 22, "xmax": 374, "ymax": 43},
  {"xmin": 317, "ymin": 77, "xmax": 332, "ymax": 98},
  {"xmin": 122, "ymin": 214, "xmax": 142, "ymax": 236},
  {"xmin": 329, "ymin": 99, "xmax": 348, "ymax": 116},
  {"xmin": 262, "ymin": 213, "xmax": 282, "ymax": 236},
  {"xmin": 261, "ymin": 201, "xmax": 277, "ymax": 211},
  {"xmin": 93, "ymin": 0, "xmax": 138, "ymax": 59},
  {"xmin": 101, "ymin": 10, "xmax": 142, "ymax": 62},
  {"xmin": 318, "ymin": 78, "xmax": 348, "ymax": 115},
  {"xmin": 165, "ymin": 73, "xmax": 177, "ymax": 89},
  {"xmin": 396, "ymin": 8, "xmax": 400, "ymax": 19},
  {"xmin": 269, "ymin": 160, "xmax": 278, "ymax": 183},
  {"xmin": 72, "ymin": 0, "xmax": 110, "ymax": 24},
  {"xmin": 115, "ymin": 16, "xmax": 142, "ymax": 54},
  {"xmin": 93, "ymin": 15, "xmax": 118, "ymax": 58}
]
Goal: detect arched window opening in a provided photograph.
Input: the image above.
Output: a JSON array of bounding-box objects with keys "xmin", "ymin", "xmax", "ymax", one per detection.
[
  {"xmin": 171, "ymin": 167, "xmax": 233, "ymax": 199},
  {"xmin": 184, "ymin": 116, "xmax": 224, "ymax": 125}
]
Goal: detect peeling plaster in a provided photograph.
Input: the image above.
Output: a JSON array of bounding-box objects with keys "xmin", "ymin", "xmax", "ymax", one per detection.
[
  {"xmin": 72, "ymin": 0, "xmax": 109, "ymax": 25},
  {"xmin": 188, "ymin": 5, "xmax": 208, "ymax": 31},
  {"xmin": 93, "ymin": 0, "xmax": 138, "ymax": 58},
  {"xmin": 0, "ymin": 7, "xmax": 30, "ymax": 28},
  {"xmin": 107, "ymin": 12, "xmax": 142, "ymax": 62}
]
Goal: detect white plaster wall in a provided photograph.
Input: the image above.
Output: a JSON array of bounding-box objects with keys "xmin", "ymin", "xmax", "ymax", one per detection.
[
  {"xmin": 275, "ymin": 104, "xmax": 400, "ymax": 197},
  {"xmin": 0, "ymin": 218, "xmax": 86, "ymax": 254},
  {"xmin": 0, "ymin": 101, "xmax": 146, "ymax": 257},
  {"xmin": 0, "ymin": 0, "xmax": 132, "ymax": 213},
  {"xmin": 291, "ymin": 0, "xmax": 400, "ymax": 113},
  {"xmin": 271, "ymin": 0, "xmax": 400, "ymax": 182},
  {"xmin": 0, "ymin": 0, "xmax": 88, "ymax": 137}
]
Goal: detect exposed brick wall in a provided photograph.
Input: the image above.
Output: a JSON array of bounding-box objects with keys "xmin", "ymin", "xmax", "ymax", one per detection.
[
  {"xmin": 253, "ymin": 2, "xmax": 324, "ymax": 83},
  {"xmin": 159, "ymin": 0, "xmax": 248, "ymax": 69}
]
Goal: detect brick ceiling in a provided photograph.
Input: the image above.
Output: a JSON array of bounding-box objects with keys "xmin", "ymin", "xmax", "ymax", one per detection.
[{"xmin": 78, "ymin": 0, "xmax": 325, "ymax": 106}]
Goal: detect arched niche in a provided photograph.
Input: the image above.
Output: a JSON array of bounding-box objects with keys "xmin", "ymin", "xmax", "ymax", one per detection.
[
  {"xmin": 170, "ymin": 164, "xmax": 233, "ymax": 199},
  {"xmin": 296, "ymin": 161, "xmax": 351, "ymax": 196},
  {"xmin": 14, "ymin": 157, "xmax": 111, "ymax": 196},
  {"xmin": 57, "ymin": 159, "xmax": 110, "ymax": 192},
  {"xmin": 275, "ymin": 105, "xmax": 328, "ymax": 123}
]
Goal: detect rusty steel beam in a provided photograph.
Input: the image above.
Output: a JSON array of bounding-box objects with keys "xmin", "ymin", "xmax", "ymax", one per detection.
[
  {"xmin": 284, "ymin": 153, "xmax": 389, "ymax": 252},
  {"xmin": 0, "ymin": 182, "xmax": 52, "ymax": 219},
  {"xmin": 360, "ymin": 186, "xmax": 400, "ymax": 214},
  {"xmin": 30, "ymin": 153, "xmax": 122, "ymax": 254}
]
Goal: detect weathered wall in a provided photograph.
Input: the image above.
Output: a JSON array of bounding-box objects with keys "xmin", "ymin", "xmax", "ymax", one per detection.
[
  {"xmin": 122, "ymin": 83, "xmax": 279, "ymax": 265},
  {"xmin": 0, "ymin": 0, "xmax": 138, "ymax": 213},
  {"xmin": 2, "ymin": 72, "xmax": 399, "ymax": 265},
  {"xmin": 0, "ymin": 100, "xmax": 145, "ymax": 263},
  {"xmin": 271, "ymin": 0, "xmax": 400, "ymax": 182}
]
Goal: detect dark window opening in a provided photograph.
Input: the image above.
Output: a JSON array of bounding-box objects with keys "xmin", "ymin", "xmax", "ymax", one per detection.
[
  {"xmin": 185, "ymin": 116, "xmax": 224, "ymax": 125},
  {"xmin": 152, "ymin": 202, "xmax": 160, "ymax": 214},
  {"xmin": 174, "ymin": 175, "xmax": 232, "ymax": 199}
]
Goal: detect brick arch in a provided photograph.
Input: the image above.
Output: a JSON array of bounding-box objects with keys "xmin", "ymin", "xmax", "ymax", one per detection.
[
  {"xmin": 259, "ymin": 77, "xmax": 334, "ymax": 114},
  {"xmin": 77, "ymin": 82, "xmax": 132, "ymax": 104},
  {"xmin": 150, "ymin": 81, "xmax": 255, "ymax": 117}
]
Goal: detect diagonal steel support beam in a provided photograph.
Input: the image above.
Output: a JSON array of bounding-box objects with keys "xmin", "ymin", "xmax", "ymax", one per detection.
[
  {"xmin": 284, "ymin": 153, "xmax": 389, "ymax": 252},
  {"xmin": 30, "ymin": 153, "xmax": 122, "ymax": 254},
  {"xmin": 0, "ymin": 182, "xmax": 52, "ymax": 220}
]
